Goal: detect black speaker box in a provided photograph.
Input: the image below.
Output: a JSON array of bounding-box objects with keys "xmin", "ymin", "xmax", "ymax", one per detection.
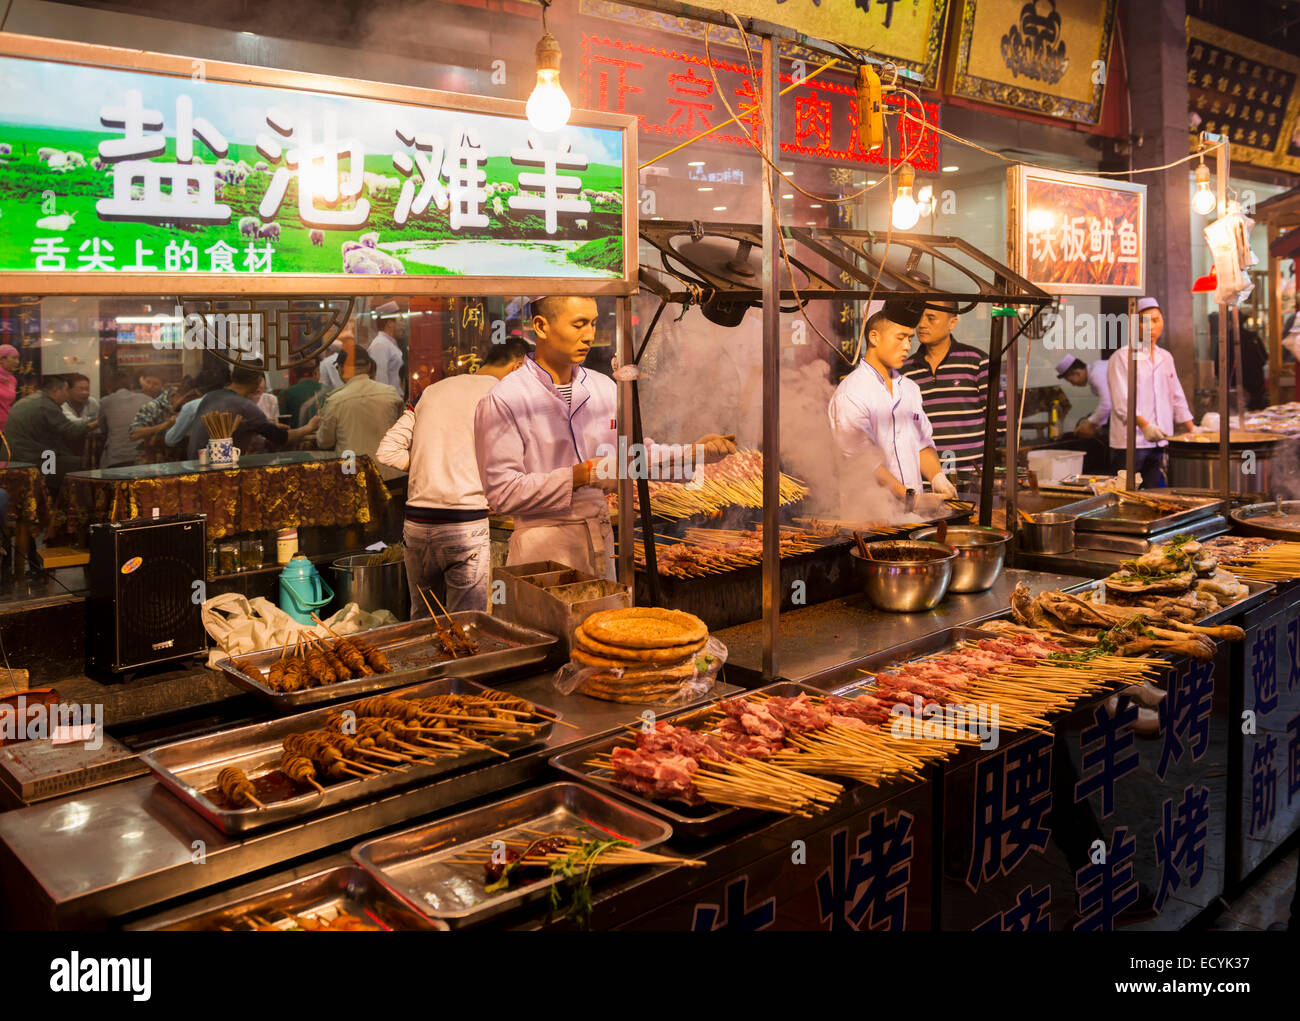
[{"xmin": 86, "ymin": 514, "xmax": 208, "ymax": 674}]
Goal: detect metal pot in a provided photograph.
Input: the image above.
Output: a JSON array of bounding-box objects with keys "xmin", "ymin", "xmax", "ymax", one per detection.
[
  {"xmin": 1018, "ymin": 512, "xmax": 1076, "ymax": 554},
  {"xmin": 849, "ymin": 540, "xmax": 956, "ymax": 613},
  {"xmin": 331, "ymin": 553, "xmax": 410, "ymax": 619},
  {"xmin": 908, "ymin": 525, "xmax": 1012, "ymax": 593},
  {"xmin": 1165, "ymin": 431, "xmax": 1284, "ymax": 494}
]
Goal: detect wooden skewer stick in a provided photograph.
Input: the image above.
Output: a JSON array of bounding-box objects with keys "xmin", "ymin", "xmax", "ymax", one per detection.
[
  {"xmin": 425, "ymin": 587, "xmax": 476, "ymax": 655},
  {"xmin": 414, "ymin": 589, "xmax": 460, "ymax": 658}
]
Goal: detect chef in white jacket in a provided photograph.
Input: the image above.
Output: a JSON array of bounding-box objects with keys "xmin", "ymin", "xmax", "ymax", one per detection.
[
  {"xmin": 1055, "ymin": 354, "xmax": 1111, "ymax": 439},
  {"xmin": 368, "ymin": 301, "xmax": 406, "ymax": 395},
  {"xmin": 829, "ymin": 300, "xmax": 956, "ymax": 503},
  {"xmin": 1107, "ymin": 296, "xmax": 1194, "ymax": 488},
  {"xmin": 474, "ymin": 296, "xmax": 736, "ymax": 579}
]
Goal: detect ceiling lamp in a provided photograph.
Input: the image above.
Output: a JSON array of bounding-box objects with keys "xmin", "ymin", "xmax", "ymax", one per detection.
[
  {"xmin": 526, "ymin": 1, "xmax": 571, "ymax": 133},
  {"xmin": 1192, "ymin": 159, "xmax": 1216, "ymax": 217},
  {"xmin": 891, "ymin": 163, "xmax": 920, "ymax": 230}
]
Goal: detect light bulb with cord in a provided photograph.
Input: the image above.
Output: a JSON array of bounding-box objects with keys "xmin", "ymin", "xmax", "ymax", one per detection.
[
  {"xmin": 892, "ymin": 162, "xmax": 920, "ymax": 230},
  {"xmin": 1192, "ymin": 159, "xmax": 1216, "ymax": 216},
  {"xmin": 526, "ymin": 1, "xmax": 571, "ymax": 133}
]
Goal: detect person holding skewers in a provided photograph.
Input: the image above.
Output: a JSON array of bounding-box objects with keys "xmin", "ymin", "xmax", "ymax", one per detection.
[
  {"xmin": 829, "ymin": 300, "xmax": 959, "ymax": 506},
  {"xmin": 474, "ymin": 295, "xmax": 737, "ymax": 580}
]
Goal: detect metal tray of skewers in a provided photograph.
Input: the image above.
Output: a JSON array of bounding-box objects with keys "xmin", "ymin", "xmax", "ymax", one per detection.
[
  {"xmin": 351, "ymin": 781, "xmax": 677, "ymax": 928},
  {"xmin": 134, "ymin": 865, "xmax": 450, "ymax": 931},
  {"xmin": 140, "ymin": 678, "xmax": 560, "ymax": 835},
  {"xmin": 216, "ymin": 611, "xmax": 559, "ymax": 712},
  {"xmin": 550, "ymin": 682, "xmax": 862, "ymax": 840}
]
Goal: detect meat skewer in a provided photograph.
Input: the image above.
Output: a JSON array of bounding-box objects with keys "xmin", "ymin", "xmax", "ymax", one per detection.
[
  {"xmin": 278, "ymin": 751, "xmax": 326, "ymax": 794},
  {"xmin": 414, "ymin": 588, "xmax": 462, "ymax": 658},
  {"xmin": 425, "ymin": 587, "xmax": 478, "ymax": 656},
  {"xmin": 216, "ymin": 766, "xmax": 265, "ymax": 809}
]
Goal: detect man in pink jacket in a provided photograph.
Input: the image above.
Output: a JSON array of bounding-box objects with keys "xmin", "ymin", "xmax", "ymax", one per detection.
[{"xmin": 474, "ymin": 296, "xmax": 735, "ymax": 580}]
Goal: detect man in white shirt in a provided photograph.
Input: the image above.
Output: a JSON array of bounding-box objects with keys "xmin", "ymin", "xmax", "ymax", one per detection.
[
  {"xmin": 1056, "ymin": 354, "xmax": 1112, "ymax": 439},
  {"xmin": 1107, "ymin": 297, "xmax": 1194, "ymax": 488},
  {"xmin": 474, "ymin": 296, "xmax": 735, "ymax": 580},
  {"xmin": 368, "ymin": 301, "xmax": 406, "ymax": 394},
  {"xmin": 829, "ymin": 301, "xmax": 957, "ymax": 504},
  {"xmin": 377, "ymin": 340, "xmax": 530, "ymax": 615}
]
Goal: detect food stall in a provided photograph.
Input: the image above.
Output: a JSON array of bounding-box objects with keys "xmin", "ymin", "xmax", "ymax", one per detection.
[{"xmin": 0, "ymin": 8, "xmax": 1297, "ymax": 937}]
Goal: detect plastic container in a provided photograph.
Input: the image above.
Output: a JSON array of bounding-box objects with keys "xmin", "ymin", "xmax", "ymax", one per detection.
[
  {"xmin": 1026, "ymin": 448, "xmax": 1086, "ymax": 484},
  {"xmin": 276, "ymin": 528, "xmax": 299, "ymax": 564}
]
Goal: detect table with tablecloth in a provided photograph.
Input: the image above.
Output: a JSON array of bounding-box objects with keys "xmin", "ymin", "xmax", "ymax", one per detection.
[
  {"xmin": 0, "ymin": 462, "xmax": 51, "ymax": 575},
  {"xmin": 49, "ymin": 451, "xmax": 390, "ymax": 545}
]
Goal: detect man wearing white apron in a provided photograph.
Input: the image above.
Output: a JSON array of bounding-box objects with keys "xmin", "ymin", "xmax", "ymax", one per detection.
[
  {"xmin": 474, "ymin": 296, "xmax": 735, "ymax": 579},
  {"xmin": 829, "ymin": 301, "xmax": 956, "ymax": 503}
]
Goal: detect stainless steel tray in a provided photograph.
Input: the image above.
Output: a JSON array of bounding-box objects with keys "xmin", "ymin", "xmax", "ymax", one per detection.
[
  {"xmin": 351, "ymin": 782, "xmax": 672, "ymax": 927},
  {"xmin": 796, "ymin": 627, "xmax": 997, "ymax": 695},
  {"xmin": 141, "ymin": 678, "xmax": 559, "ymax": 835},
  {"xmin": 216, "ymin": 612, "xmax": 558, "ymax": 711},
  {"xmin": 137, "ymin": 865, "xmax": 448, "ymax": 931},
  {"xmin": 550, "ymin": 683, "xmax": 851, "ymax": 839},
  {"xmin": 1056, "ymin": 493, "xmax": 1223, "ymax": 536}
]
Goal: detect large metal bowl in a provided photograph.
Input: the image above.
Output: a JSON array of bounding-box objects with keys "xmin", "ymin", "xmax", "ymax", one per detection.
[
  {"xmin": 907, "ymin": 525, "xmax": 1012, "ymax": 593},
  {"xmin": 849, "ymin": 540, "xmax": 956, "ymax": 612}
]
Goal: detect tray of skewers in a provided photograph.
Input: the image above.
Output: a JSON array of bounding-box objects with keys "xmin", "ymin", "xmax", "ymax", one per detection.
[
  {"xmin": 216, "ymin": 610, "xmax": 559, "ymax": 712},
  {"xmin": 351, "ymin": 782, "xmax": 696, "ymax": 928},
  {"xmin": 134, "ymin": 865, "xmax": 449, "ymax": 931},
  {"xmin": 141, "ymin": 679, "xmax": 562, "ymax": 835}
]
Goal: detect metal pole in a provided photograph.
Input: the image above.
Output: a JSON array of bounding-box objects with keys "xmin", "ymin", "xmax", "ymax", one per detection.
[
  {"xmin": 1126, "ymin": 295, "xmax": 1137, "ymax": 488},
  {"xmin": 616, "ymin": 295, "xmax": 635, "ymax": 586},
  {"xmin": 1231, "ymin": 305, "xmax": 1246, "ymax": 428},
  {"xmin": 1003, "ymin": 314, "xmax": 1018, "ymax": 527},
  {"xmin": 979, "ymin": 312, "xmax": 1002, "ymax": 528},
  {"xmin": 1217, "ymin": 142, "xmax": 1230, "ymax": 503},
  {"xmin": 760, "ymin": 33, "xmax": 781, "ymax": 682}
]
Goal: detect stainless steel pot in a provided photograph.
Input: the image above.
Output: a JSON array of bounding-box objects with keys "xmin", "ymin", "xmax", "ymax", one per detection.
[
  {"xmin": 1018, "ymin": 512, "xmax": 1076, "ymax": 554},
  {"xmin": 331, "ymin": 553, "xmax": 411, "ymax": 619},
  {"xmin": 908, "ymin": 525, "xmax": 1011, "ymax": 592},
  {"xmin": 1165, "ymin": 431, "xmax": 1285, "ymax": 494},
  {"xmin": 849, "ymin": 540, "xmax": 956, "ymax": 613}
]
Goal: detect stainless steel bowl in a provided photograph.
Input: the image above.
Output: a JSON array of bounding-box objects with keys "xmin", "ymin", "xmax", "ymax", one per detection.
[
  {"xmin": 1018, "ymin": 512, "xmax": 1077, "ymax": 554},
  {"xmin": 908, "ymin": 526, "xmax": 1012, "ymax": 593},
  {"xmin": 849, "ymin": 540, "xmax": 956, "ymax": 613}
]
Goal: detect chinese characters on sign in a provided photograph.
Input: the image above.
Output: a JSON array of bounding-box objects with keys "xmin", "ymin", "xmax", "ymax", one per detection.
[
  {"xmin": 1013, "ymin": 167, "xmax": 1145, "ymax": 297},
  {"xmin": 1186, "ymin": 26, "xmax": 1298, "ymax": 165},
  {"xmin": 580, "ymin": 35, "xmax": 940, "ymax": 172}
]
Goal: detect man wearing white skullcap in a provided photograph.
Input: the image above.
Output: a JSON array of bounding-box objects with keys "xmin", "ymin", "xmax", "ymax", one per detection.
[
  {"xmin": 1055, "ymin": 353, "xmax": 1111, "ymax": 439},
  {"xmin": 1106, "ymin": 297, "xmax": 1194, "ymax": 487},
  {"xmin": 369, "ymin": 300, "xmax": 407, "ymax": 394}
]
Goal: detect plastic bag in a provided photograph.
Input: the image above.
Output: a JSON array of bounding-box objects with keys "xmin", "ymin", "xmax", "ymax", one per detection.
[{"xmin": 553, "ymin": 636, "xmax": 728, "ymax": 706}]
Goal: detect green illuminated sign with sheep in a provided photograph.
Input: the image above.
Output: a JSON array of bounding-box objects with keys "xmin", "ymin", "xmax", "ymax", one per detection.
[{"xmin": 0, "ymin": 55, "xmax": 627, "ymax": 282}]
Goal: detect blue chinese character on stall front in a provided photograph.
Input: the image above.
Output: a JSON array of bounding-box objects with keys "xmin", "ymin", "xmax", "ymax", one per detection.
[
  {"xmin": 1074, "ymin": 700, "xmax": 1140, "ymax": 817},
  {"xmin": 1249, "ymin": 735, "xmax": 1279, "ymax": 834},
  {"xmin": 974, "ymin": 883, "xmax": 1053, "ymax": 931},
  {"xmin": 1158, "ymin": 658, "xmax": 1215, "ymax": 780},
  {"xmin": 1152, "ymin": 784, "xmax": 1210, "ymax": 911},
  {"xmin": 1075, "ymin": 827, "xmax": 1139, "ymax": 931},
  {"xmin": 1287, "ymin": 617, "xmax": 1300, "ymax": 692},
  {"xmin": 1288, "ymin": 713, "xmax": 1300, "ymax": 807},
  {"xmin": 691, "ymin": 875, "xmax": 776, "ymax": 931},
  {"xmin": 814, "ymin": 810, "xmax": 914, "ymax": 931},
  {"xmin": 967, "ymin": 733, "xmax": 1053, "ymax": 890},
  {"xmin": 1251, "ymin": 624, "xmax": 1278, "ymax": 715}
]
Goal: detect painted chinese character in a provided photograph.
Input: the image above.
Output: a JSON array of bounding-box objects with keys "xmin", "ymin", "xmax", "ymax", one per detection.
[
  {"xmin": 1252, "ymin": 624, "xmax": 1278, "ymax": 715},
  {"xmin": 1030, "ymin": 224, "xmax": 1057, "ymax": 264},
  {"xmin": 205, "ymin": 240, "xmax": 237, "ymax": 273},
  {"xmin": 1158, "ymin": 657, "xmax": 1214, "ymax": 779},
  {"xmin": 507, "ymin": 136, "xmax": 591, "ymax": 234},
  {"xmin": 444, "ymin": 125, "xmax": 489, "ymax": 231},
  {"xmin": 164, "ymin": 240, "xmax": 199, "ymax": 273},
  {"xmin": 391, "ymin": 125, "xmax": 448, "ymax": 226},
  {"xmin": 975, "ymin": 883, "xmax": 1052, "ymax": 932},
  {"xmin": 1116, "ymin": 219, "xmax": 1139, "ymax": 265},
  {"xmin": 967, "ymin": 734, "xmax": 1053, "ymax": 890},
  {"xmin": 121, "ymin": 239, "xmax": 157, "ymax": 272},
  {"xmin": 1060, "ymin": 214, "xmax": 1087, "ymax": 264},
  {"xmin": 1074, "ymin": 699, "xmax": 1139, "ymax": 816},
  {"xmin": 1287, "ymin": 713, "xmax": 1300, "ymax": 806},
  {"xmin": 243, "ymin": 242, "xmax": 274, "ymax": 273},
  {"xmin": 76, "ymin": 238, "xmax": 115, "ymax": 272},
  {"xmin": 691, "ymin": 876, "xmax": 776, "ymax": 931},
  {"xmin": 665, "ymin": 66, "xmax": 715, "ymax": 134},
  {"xmin": 97, "ymin": 90, "xmax": 230, "ymax": 224},
  {"xmin": 1074, "ymin": 827, "xmax": 1139, "ymax": 931},
  {"xmin": 1087, "ymin": 215, "xmax": 1116, "ymax": 266},
  {"xmin": 1249, "ymin": 735, "xmax": 1278, "ymax": 834},
  {"xmin": 31, "ymin": 238, "xmax": 69, "ymax": 271},
  {"xmin": 257, "ymin": 107, "xmax": 370, "ymax": 227},
  {"xmin": 1152, "ymin": 784, "xmax": 1210, "ymax": 911},
  {"xmin": 815, "ymin": 811, "xmax": 914, "ymax": 931}
]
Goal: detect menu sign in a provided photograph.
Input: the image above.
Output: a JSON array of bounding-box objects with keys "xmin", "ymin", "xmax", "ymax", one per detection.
[
  {"xmin": 1009, "ymin": 166, "xmax": 1145, "ymax": 297},
  {"xmin": 0, "ymin": 33, "xmax": 637, "ymax": 295}
]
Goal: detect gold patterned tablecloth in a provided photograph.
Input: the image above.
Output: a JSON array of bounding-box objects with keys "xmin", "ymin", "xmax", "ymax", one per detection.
[
  {"xmin": 49, "ymin": 456, "xmax": 390, "ymax": 544},
  {"xmin": 0, "ymin": 464, "xmax": 51, "ymax": 534}
]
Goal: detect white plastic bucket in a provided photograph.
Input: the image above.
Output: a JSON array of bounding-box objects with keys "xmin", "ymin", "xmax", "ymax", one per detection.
[{"xmin": 1026, "ymin": 448, "xmax": 1086, "ymax": 483}]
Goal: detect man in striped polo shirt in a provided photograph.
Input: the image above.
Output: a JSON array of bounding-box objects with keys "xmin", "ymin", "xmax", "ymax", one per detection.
[{"xmin": 901, "ymin": 301, "xmax": 1005, "ymax": 475}]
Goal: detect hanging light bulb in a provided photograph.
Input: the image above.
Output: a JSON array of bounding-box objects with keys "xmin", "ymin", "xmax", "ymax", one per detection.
[
  {"xmin": 1192, "ymin": 160, "xmax": 1216, "ymax": 216},
  {"xmin": 892, "ymin": 163, "xmax": 920, "ymax": 230},
  {"xmin": 526, "ymin": 4, "xmax": 570, "ymax": 133}
]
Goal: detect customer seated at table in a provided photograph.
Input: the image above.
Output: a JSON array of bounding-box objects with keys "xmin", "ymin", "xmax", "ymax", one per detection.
[
  {"xmin": 282, "ymin": 358, "xmax": 325, "ymax": 426},
  {"xmin": 315, "ymin": 347, "xmax": 404, "ymax": 477},
  {"xmin": 165, "ymin": 365, "xmax": 230, "ymax": 451},
  {"xmin": 188, "ymin": 362, "xmax": 318, "ymax": 460},
  {"xmin": 60, "ymin": 373, "xmax": 99, "ymax": 423},
  {"xmin": 129, "ymin": 373, "xmax": 188, "ymax": 463},
  {"xmin": 5, "ymin": 375, "xmax": 96, "ymax": 486}
]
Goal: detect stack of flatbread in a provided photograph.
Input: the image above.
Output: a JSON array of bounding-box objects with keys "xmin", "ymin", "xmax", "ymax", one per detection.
[{"xmin": 572, "ymin": 607, "xmax": 712, "ymax": 702}]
